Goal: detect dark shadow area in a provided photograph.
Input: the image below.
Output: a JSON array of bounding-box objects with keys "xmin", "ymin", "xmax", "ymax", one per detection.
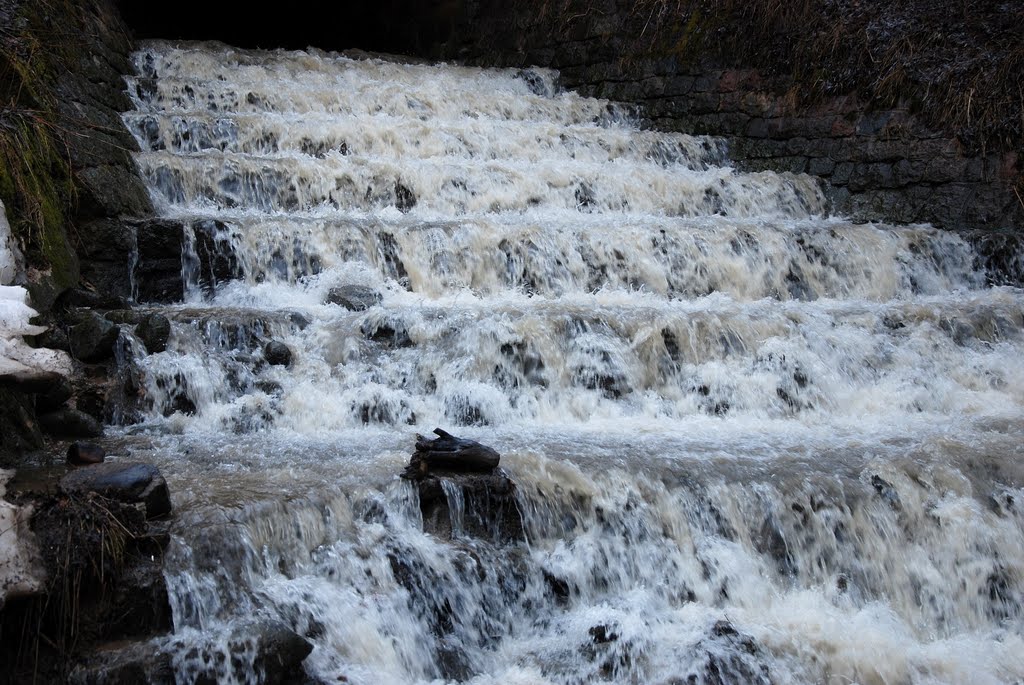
[{"xmin": 114, "ymin": 0, "xmax": 459, "ymax": 54}]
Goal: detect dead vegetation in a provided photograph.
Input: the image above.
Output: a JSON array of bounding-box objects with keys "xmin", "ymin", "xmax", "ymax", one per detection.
[
  {"xmin": 529, "ymin": 0, "xmax": 1023, "ymax": 156},
  {"xmin": 1, "ymin": 492, "xmax": 146, "ymax": 682}
]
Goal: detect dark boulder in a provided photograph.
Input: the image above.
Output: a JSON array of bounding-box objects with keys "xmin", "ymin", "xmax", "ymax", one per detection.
[
  {"xmin": 105, "ymin": 309, "xmax": 144, "ymax": 325},
  {"xmin": 69, "ymin": 311, "xmax": 121, "ymax": 362},
  {"xmin": 38, "ymin": 408, "xmax": 104, "ymax": 439},
  {"xmin": 134, "ymin": 219, "xmax": 188, "ymax": 303},
  {"xmin": 67, "ymin": 442, "xmax": 107, "ymax": 465},
  {"xmin": 254, "ymin": 622, "xmax": 315, "ymax": 684},
  {"xmin": 59, "ymin": 288, "xmax": 131, "ymax": 311},
  {"xmin": 34, "ymin": 325, "xmax": 71, "ymax": 352},
  {"xmin": 0, "ymin": 367, "xmax": 68, "ymax": 398},
  {"xmin": 403, "ymin": 430, "xmax": 521, "ymax": 541},
  {"xmin": 415, "ymin": 470, "xmax": 524, "ymax": 541},
  {"xmin": 403, "ymin": 428, "xmax": 500, "ymax": 477},
  {"xmin": 136, "ymin": 313, "xmax": 171, "ymax": 354},
  {"xmin": 60, "ymin": 462, "xmax": 172, "ymax": 519},
  {"xmin": 264, "ymin": 340, "xmax": 292, "ymax": 366},
  {"xmin": 325, "ymin": 284, "xmax": 382, "ymax": 311},
  {"xmin": 0, "ymin": 387, "xmax": 43, "ymax": 465},
  {"xmin": 34, "ymin": 374, "xmax": 73, "ymax": 412}
]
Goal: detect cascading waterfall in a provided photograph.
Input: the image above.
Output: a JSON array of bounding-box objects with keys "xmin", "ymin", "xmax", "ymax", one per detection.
[{"xmin": 116, "ymin": 41, "xmax": 1024, "ymax": 684}]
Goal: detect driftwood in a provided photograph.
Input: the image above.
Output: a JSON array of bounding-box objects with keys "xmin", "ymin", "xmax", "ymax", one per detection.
[{"xmin": 402, "ymin": 428, "xmax": 500, "ymax": 478}]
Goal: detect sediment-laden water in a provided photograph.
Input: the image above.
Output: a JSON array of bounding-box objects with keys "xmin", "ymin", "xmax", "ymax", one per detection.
[{"xmin": 118, "ymin": 41, "xmax": 1024, "ymax": 684}]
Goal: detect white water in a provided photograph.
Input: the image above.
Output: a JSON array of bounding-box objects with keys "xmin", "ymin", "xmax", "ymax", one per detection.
[{"xmin": 119, "ymin": 42, "xmax": 1024, "ymax": 684}]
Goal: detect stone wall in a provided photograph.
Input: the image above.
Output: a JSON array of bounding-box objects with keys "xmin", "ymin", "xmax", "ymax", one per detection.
[
  {"xmin": 0, "ymin": 0, "xmax": 155, "ymax": 309},
  {"xmin": 436, "ymin": 0, "xmax": 1023, "ymax": 231}
]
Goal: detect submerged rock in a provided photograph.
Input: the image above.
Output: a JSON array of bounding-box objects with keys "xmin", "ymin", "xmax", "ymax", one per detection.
[
  {"xmin": 325, "ymin": 284, "xmax": 382, "ymax": 311},
  {"xmin": 264, "ymin": 340, "xmax": 292, "ymax": 366},
  {"xmin": 361, "ymin": 316, "xmax": 413, "ymax": 347},
  {"xmin": 60, "ymin": 462, "xmax": 172, "ymax": 519}
]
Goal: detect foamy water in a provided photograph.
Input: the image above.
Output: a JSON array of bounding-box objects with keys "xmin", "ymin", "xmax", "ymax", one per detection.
[{"xmin": 118, "ymin": 41, "xmax": 1024, "ymax": 684}]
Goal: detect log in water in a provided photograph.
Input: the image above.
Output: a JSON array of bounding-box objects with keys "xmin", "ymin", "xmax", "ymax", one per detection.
[{"xmin": 114, "ymin": 41, "xmax": 1024, "ymax": 684}]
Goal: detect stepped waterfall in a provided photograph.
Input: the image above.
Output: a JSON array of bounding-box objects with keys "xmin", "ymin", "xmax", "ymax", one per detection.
[{"xmin": 114, "ymin": 42, "xmax": 1024, "ymax": 683}]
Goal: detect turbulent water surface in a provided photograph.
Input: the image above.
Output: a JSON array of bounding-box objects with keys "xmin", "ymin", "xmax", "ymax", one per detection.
[{"xmin": 117, "ymin": 41, "xmax": 1024, "ymax": 684}]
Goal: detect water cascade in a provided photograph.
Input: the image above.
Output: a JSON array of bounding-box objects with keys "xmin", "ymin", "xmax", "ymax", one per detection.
[{"xmin": 117, "ymin": 41, "xmax": 1024, "ymax": 683}]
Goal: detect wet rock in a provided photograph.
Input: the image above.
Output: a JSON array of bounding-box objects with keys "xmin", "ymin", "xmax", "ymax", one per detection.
[
  {"xmin": 67, "ymin": 442, "xmax": 106, "ymax": 466},
  {"xmin": 394, "ymin": 181, "xmax": 417, "ymax": 213},
  {"xmin": 38, "ymin": 408, "xmax": 104, "ymax": 439},
  {"xmin": 325, "ymin": 284, "xmax": 382, "ymax": 311},
  {"xmin": 287, "ymin": 312, "xmax": 311, "ymax": 330},
  {"xmin": 192, "ymin": 219, "xmax": 243, "ymax": 296},
  {"xmin": 185, "ymin": 621, "xmax": 312, "ymax": 685},
  {"xmin": 987, "ymin": 489, "xmax": 1015, "ymax": 517},
  {"xmin": 136, "ymin": 313, "xmax": 171, "ymax": 354},
  {"xmin": 60, "ymin": 462, "xmax": 172, "ymax": 519},
  {"xmin": 514, "ymin": 68, "xmax": 556, "ymax": 97},
  {"xmin": 404, "ymin": 430, "xmax": 521, "ymax": 540},
  {"xmin": 754, "ymin": 517, "xmax": 794, "ymax": 576},
  {"xmin": 361, "ymin": 316, "xmax": 413, "ymax": 347},
  {"xmin": 59, "ymin": 288, "xmax": 131, "ymax": 311},
  {"xmin": 870, "ymin": 474, "xmax": 902, "ymax": 511},
  {"xmin": 353, "ymin": 396, "xmax": 415, "ymax": 425},
  {"xmin": 69, "ymin": 642, "xmax": 175, "ymax": 685},
  {"xmin": 252, "ymin": 621, "xmax": 314, "ymax": 685},
  {"xmin": 134, "ymin": 219, "xmax": 188, "ymax": 303},
  {"xmin": 589, "ymin": 624, "xmax": 619, "ymax": 644},
  {"xmin": 444, "ymin": 393, "xmax": 490, "ymax": 427},
  {"xmin": 542, "ymin": 569, "xmax": 571, "ymax": 603},
  {"xmin": 437, "ymin": 641, "xmax": 472, "ymax": 681},
  {"xmin": 68, "ymin": 311, "xmax": 120, "ymax": 362},
  {"xmin": 416, "ymin": 470, "xmax": 524, "ymax": 542},
  {"xmin": 403, "ymin": 428, "xmax": 500, "ymax": 477},
  {"xmin": 264, "ymin": 341, "xmax": 292, "ymax": 366},
  {"xmin": 678, "ymin": 620, "xmax": 772, "ymax": 685},
  {"xmin": 377, "ymin": 232, "xmax": 409, "ymax": 287},
  {"xmin": 575, "ymin": 182, "xmax": 596, "ymax": 211}
]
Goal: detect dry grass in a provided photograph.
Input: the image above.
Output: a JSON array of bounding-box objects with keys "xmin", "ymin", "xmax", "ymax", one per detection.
[
  {"xmin": 622, "ymin": 0, "xmax": 1024, "ymax": 154},
  {"xmin": 516, "ymin": 0, "xmax": 1022, "ymax": 155},
  {"xmin": 0, "ymin": 0, "xmax": 77, "ymax": 275},
  {"xmin": 3, "ymin": 492, "xmax": 144, "ymax": 681}
]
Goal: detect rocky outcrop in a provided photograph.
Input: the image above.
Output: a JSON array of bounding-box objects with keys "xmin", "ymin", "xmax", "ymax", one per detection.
[{"xmin": 402, "ymin": 430, "xmax": 523, "ymax": 541}]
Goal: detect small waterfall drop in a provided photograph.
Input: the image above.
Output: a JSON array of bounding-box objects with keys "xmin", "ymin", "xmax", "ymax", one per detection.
[{"xmin": 118, "ymin": 42, "xmax": 1024, "ymax": 684}]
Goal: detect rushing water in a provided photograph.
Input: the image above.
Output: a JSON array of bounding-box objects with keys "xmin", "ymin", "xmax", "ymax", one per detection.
[{"xmin": 117, "ymin": 41, "xmax": 1024, "ymax": 684}]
